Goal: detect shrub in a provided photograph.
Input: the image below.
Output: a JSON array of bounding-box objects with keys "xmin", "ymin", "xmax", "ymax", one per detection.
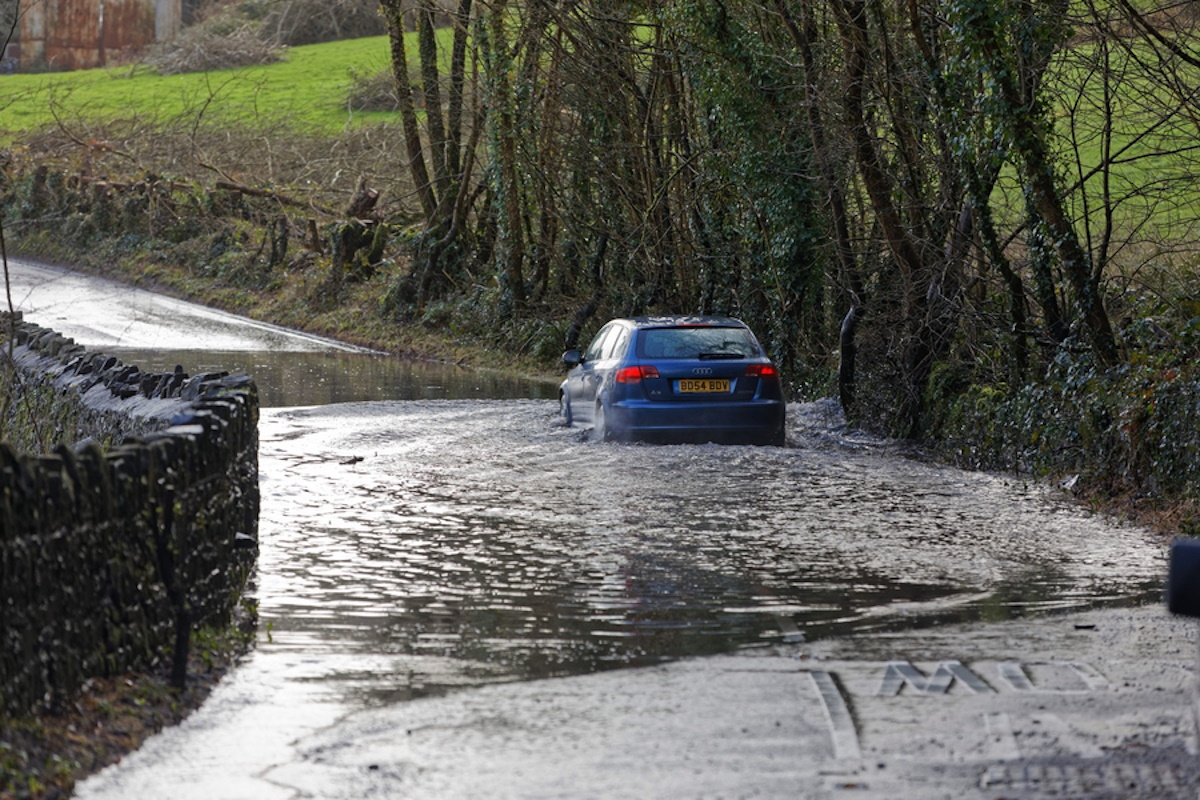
[
  {"xmin": 345, "ymin": 67, "xmax": 400, "ymax": 112},
  {"xmin": 934, "ymin": 326, "xmax": 1200, "ymax": 505},
  {"xmin": 144, "ymin": 13, "xmax": 284, "ymax": 75},
  {"xmin": 254, "ymin": 0, "xmax": 386, "ymax": 47}
]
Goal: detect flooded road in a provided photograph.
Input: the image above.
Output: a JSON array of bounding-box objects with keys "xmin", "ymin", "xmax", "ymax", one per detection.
[
  {"xmin": 248, "ymin": 398, "xmax": 1162, "ymax": 702},
  {"xmin": 107, "ymin": 348, "xmax": 558, "ymax": 407},
  {"xmin": 4, "ymin": 259, "xmax": 1169, "ymax": 796},
  {"xmin": 76, "ymin": 394, "xmax": 1165, "ymax": 800}
]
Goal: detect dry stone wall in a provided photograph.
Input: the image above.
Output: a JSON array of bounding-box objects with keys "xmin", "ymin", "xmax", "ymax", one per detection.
[{"xmin": 1, "ymin": 312, "xmax": 259, "ymax": 715}]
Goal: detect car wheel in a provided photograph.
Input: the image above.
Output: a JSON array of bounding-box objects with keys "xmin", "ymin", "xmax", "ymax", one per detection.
[
  {"xmin": 593, "ymin": 402, "xmax": 611, "ymax": 442},
  {"xmin": 559, "ymin": 391, "xmax": 573, "ymax": 425}
]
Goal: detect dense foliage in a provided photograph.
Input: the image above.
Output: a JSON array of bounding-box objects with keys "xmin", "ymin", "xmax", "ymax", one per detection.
[{"xmin": 372, "ymin": 1, "xmax": 1200, "ymax": 455}]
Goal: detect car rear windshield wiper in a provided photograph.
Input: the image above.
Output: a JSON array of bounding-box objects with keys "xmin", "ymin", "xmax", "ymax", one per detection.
[{"xmin": 698, "ymin": 351, "xmax": 745, "ymax": 359}]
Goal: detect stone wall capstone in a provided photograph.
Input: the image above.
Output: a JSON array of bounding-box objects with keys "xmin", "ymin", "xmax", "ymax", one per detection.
[{"xmin": 1, "ymin": 312, "xmax": 259, "ymax": 716}]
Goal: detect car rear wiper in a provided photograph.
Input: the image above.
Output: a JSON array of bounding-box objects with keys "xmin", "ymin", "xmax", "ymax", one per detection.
[{"xmin": 698, "ymin": 351, "xmax": 745, "ymax": 359}]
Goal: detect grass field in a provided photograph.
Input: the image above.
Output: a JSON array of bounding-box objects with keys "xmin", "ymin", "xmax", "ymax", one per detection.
[{"xmin": 0, "ymin": 36, "xmax": 402, "ymax": 141}]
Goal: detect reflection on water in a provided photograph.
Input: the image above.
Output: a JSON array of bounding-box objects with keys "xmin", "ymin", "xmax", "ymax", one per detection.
[
  {"xmin": 106, "ymin": 349, "xmax": 559, "ymax": 406},
  {"xmin": 99, "ymin": 337, "xmax": 1168, "ymax": 703},
  {"xmin": 255, "ymin": 398, "xmax": 1165, "ymax": 704}
]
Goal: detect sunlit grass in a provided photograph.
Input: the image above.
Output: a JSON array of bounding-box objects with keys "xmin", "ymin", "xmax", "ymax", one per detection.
[
  {"xmin": 0, "ymin": 36, "xmax": 407, "ymax": 141},
  {"xmin": 1046, "ymin": 35, "xmax": 1200, "ymax": 254}
]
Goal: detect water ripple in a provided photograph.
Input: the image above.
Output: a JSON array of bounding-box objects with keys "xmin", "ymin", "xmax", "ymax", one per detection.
[{"xmin": 251, "ymin": 398, "xmax": 1164, "ymax": 700}]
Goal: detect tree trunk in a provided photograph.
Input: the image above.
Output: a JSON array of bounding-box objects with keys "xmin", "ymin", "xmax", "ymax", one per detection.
[
  {"xmin": 482, "ymin": 0, "xmax": 526, "ymax": 307},
  {"xmin": 445, "ymin": 0, "xmax": 473, "ymax": 179},
  {"xmin": 418, "ymin": 2, "xmax": 450, "ymax": 202},
  {"xmin": 382, "ymin": 0, "xmax": 437, "ymax": 221},
  {"xmin": 832, "ymin": 0, "xmax": 936, "ymax": 437}
]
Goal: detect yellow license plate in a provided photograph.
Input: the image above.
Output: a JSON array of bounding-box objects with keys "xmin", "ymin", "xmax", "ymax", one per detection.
[{"xmin": 678, "ymin": 379, "xmax": 730, "ymax": 394}]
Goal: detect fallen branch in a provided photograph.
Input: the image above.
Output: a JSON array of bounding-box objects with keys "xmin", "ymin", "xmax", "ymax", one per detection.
[{"xmin": 214, "ymin": 180, "xmax": 338, "ymax": 216}]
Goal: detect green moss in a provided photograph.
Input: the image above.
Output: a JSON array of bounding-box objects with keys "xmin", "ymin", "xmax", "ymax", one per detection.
[{"xmin": 0, "ymin": 368, "xmax": 82, "ymax": 455}]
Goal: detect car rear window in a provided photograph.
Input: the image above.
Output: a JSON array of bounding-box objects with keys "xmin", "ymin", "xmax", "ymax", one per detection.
[{"xmin": 636, "ymin": 326, "xmax": 761, "ymax": 359}]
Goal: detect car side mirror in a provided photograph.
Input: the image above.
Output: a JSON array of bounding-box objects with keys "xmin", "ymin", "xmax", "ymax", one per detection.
[
  {"xmin": 562, "ymin": 349, "xmax": 583, "ymax": 367},
  {"xmin": 1168, "ymin": 538, "xmax": 1200, "ymax": 618}
]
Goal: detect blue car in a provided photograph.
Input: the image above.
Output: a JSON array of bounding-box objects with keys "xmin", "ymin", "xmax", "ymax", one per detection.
[{"xmin": 559, "ymin": 316, "xmax": 786, "ymax": 445}]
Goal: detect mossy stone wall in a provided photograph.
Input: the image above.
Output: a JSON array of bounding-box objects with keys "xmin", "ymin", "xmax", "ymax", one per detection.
[{"xmin": 1, "ymin": 313, "xmax": 259, "ymax": 715}]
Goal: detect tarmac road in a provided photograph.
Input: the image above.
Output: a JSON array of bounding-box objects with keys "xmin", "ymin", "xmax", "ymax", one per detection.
[
  {"xmin": 76, "ymin": 605, "xmax": 1199, "ymax": 799},
  {"xmin": 3, "ymin": 258, "xmax": 362, "ymax": 353}
]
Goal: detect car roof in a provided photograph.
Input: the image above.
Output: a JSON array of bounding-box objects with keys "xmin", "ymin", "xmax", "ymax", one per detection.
[{"xmin": 618, "ymin": 315, "xmax": 750, "ymax": 329}]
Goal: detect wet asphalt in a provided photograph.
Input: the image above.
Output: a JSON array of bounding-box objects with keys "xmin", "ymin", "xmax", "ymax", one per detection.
[{"xmin": 72, "ymin": 605, "xmax": 1200, "ymax": 799}]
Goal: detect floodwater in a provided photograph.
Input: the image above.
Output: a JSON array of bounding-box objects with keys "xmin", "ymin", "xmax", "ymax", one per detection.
[
  {"xmin": 106, "ymin": 348, "xmax": 559, "ymax": 407},
  {"xmin": 7, "ymin": 258, "xmax": 558, "ymax": 406},
  {"xmin": 79, "ymin": 386, "xmax": 1166, "ymax": 798},
  {"xmin": 76, "ymin": 382, "xmax": 1167, "ymax": 799},
  {"xmin": 4, "ymin": 259, "xmax": 1169, "ymax": 796},
  {"xmin": 4, "ymin": 259, "xmax": 362, "ymax": 354},
  {"xmin": 244, "ymin": 397, "xmax": 1163, "ymax": 704}
]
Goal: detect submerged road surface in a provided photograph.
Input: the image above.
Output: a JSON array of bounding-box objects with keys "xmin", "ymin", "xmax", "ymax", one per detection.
[{"xmin": 4, "ymin": 259, "xmax": 1177, "ymax": 798}]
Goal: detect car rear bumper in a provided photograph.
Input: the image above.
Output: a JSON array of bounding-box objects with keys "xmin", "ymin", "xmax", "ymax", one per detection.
[{"xmin": 607, "ymin": 399, "xmax": 785, "ymax": 444}]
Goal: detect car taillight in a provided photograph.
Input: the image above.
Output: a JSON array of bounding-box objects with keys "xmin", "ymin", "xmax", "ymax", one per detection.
[
  {"xmin": 745, "ymin": 364, "xmax": 779, "ymax": 380},
  {"xmin": 615, "ymin": 365, "xmax": 660, "ymax": 383}
]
